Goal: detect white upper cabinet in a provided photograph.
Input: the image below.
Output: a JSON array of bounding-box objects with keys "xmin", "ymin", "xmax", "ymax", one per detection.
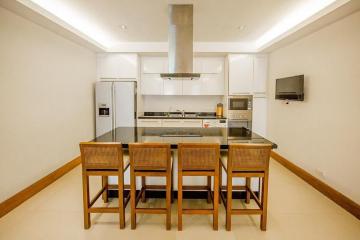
[
  {"xmin": 253, "ymin": 55, "xmax": 268, "ymax": 95},
  {"xmin": 97, "ymin": 53, "xmax": 138, "ymax": 79},
  {"xmin": 140, "ymin": 57, "xmax": 166, "ymax": 95},
  {"xmin": 182, "ymin": 78, "xmax": 202, "ymax": 95},
  {"xmin": 194, "ymin": 57, "xmax": 223, "ymax": 73},
  {"xmin": 163, "ymin": 79, "xmax": 182, "ymax": 95},
  {"xmin": 182, "ymin": 73, "xmax": 224, "ymax": 95},
  {"xmin": 141, "ymin": 56, "xmax": 224, "ymax": 95},
  {"xmin": 141, "ymin": 57, "xmax": 168, "ymax": 73},
  {"xmin": 141, "ymin": 74, "xmax": 163, "ymax": 95},
  {"xmin": 201, "ymin": 74, "xmax": 224, "ymax": 95},
  {"xmin": 228, "ymin": 54, "xmax": 268, "ymax": 96},
  {"xmin": 228, "ymin": 54, "xmax": 253, "ymax": 95}
]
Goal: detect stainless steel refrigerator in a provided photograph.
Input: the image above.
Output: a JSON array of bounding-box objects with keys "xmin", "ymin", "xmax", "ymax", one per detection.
[
  {"xmin": 95, "ymin": 81, "xmax": 137, "ymax": 186},
  {"xmin": 95, "ymin": 81, "xmax": 136, "ymax": 137}
]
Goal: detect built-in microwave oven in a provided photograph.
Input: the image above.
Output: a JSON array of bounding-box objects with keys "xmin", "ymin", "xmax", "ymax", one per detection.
[{"xmin": 227, "ymin": 95, "xmax": 252, "ymax": 120}]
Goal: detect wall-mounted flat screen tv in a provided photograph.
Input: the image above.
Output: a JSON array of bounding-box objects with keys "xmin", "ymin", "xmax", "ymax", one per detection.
[{"xmin": 275, "ymin": 75, "xmax": 304, "ymax": 101}]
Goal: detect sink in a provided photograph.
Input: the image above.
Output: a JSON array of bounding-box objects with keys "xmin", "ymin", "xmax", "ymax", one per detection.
[
  {"xmin": 168, "ymin": 113, "xmax": 183, "ymax": 117},
  {"xmin": 184, "ymin": 113, "xmax": 197, "ymax": 118}
]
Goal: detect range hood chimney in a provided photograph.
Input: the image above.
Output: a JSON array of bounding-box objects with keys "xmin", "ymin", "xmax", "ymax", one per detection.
[{"xmin": 160, "ymin": 4, "xmax": 200, "ymax": 80}]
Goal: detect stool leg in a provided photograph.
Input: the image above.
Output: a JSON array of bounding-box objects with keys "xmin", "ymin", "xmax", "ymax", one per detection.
[
  {"xmin": 171, "ymin": 164, "xmax": 174, "ymax": 203},
  {"xmin": 118, "ymin": 174, "xmax": 125, "ymax": 229},
  {"xmin": 141, "ymin": 176, "xmax": 146, "ymax": 203},
  {"xmin": 260, "ymin": 171, "xmax": 269, "ymax": 231},
  {"xmin": 245, "ymin": 177, "xmax": 251, "ymax": 204},
  {"xmin": 130, "ymin": 168, "xmax": 136, "ymax": 229},
  {"xmin": 178, "ymin": 171, "xmax": 183, "ymax": 231},
  {"xmin": 219, "ymin": 165, "xmax": 222, "ymax": 203},
  {"xmin": 82, "ymin": 173, "xmax": 90, "ymax": 229},
  {"xmin": 102, "ymin": 176, "xmax": 108, "ymax": 203},
  {"xmin": 213, "ymin": 171, "xmax": 219, "ymax": 230},
  {"xmin": 207, "ymin": 176, "xmax": 211, "ymax": 203},
  {"xmin": 226, "ymin": 170, "xmax": 232, "ymax": 231},
  {"xmin": 166, "ymin": 170, "xmax": 172, "ymax": 230}
]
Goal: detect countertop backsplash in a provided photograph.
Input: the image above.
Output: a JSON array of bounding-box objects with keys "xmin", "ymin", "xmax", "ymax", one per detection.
[{"xmin": 141, "ymin": 95, "xmax": 225, "ymax": 112}]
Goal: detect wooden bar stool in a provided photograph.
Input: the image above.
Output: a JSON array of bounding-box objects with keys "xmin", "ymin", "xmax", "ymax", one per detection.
[
  {"xmin": 220, "ymin": 143, "xmax": 272, "ymax": 231},
  {"xmin": 177, "ymin": 143, "xmax": 220, "ymax": 231},
  {"xmin": 79, "ymin": 142, "xmax": 130, "ymax": 229},
  {"xmin": 128, "ymin": 143, "xmax": 173, "ymax": 230}
]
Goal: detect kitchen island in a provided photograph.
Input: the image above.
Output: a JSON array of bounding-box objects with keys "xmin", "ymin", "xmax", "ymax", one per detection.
[
  {"xmin": 93, "ymin": 126, "xmax": 277, "ymax": 149},
  {"xmin": 92, "ymin": 126, "xmax": 276, "ymax": 192}
]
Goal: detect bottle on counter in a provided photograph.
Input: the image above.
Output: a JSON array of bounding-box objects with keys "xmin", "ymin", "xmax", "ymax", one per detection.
[{"xmin": 216, "ymin": 103, "xmax": 223, "ymax": 118}]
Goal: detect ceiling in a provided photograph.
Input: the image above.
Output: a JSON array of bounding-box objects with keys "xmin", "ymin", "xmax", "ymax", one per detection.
[
  {"xmin": 36, "ymin": 0, "xmax": 313, "ymax": 42},
  {"xmin": 2, "ymin": 0, "xmax": 357, "ymax": 52},
  {"xmin": 25, "ymin": 0, "xmax": 335, "ymax": 42}
]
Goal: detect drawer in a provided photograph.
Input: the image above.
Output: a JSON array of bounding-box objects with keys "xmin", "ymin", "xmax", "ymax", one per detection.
[
  {"xmin": 137, "ymin": 119, "xmax": 162, "ymax": 127},
  {"xmin": 161, "ymin": 119, "xmax": 184, "ymax": 127},
  {"xmin": 182, "ymin": 119, "xmax": 203, "ymax": 127}
]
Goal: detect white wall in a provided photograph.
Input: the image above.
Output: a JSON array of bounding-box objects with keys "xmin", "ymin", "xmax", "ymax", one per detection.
[
  {"xmin": 141, "ymin": 95, "xmax": 224, "ymax": 113},
  {"xmin": 0, "ymin": 7, "xmax": 96, "ymax": 202},
  {"xmin": 267, "ymin": 11, "xmax": 360, "ymax": 203}
]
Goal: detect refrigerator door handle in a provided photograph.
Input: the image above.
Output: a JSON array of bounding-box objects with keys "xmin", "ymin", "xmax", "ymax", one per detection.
[
  {"xmin": 112, "ymin": 82, "xmax": 115, "ymax": 131},
  {"xmin": 134, "ymin": 82, "xmax": 137, "ymax": 122}
]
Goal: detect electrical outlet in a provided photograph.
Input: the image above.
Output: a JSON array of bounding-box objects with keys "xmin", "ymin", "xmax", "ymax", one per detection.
[{"xmin": 315, "ymin": 169, "xmax": 326, "ymax": 178}]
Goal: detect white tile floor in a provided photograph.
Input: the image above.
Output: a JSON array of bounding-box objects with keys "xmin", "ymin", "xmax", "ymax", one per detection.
[{"xmin": 0, "ymin": 160, "xmax": 359, "ymax": 240}]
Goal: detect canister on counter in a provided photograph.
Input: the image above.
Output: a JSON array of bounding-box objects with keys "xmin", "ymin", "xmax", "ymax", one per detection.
[{"xmin": 216, "ymin": 103, "xmax": 223, "ymax": 117}]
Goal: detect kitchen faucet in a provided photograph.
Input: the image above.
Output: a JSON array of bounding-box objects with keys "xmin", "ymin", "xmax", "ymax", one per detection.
[{"xmin": 176, "ymin": 109, "xmax": 185, "ymax": 117}]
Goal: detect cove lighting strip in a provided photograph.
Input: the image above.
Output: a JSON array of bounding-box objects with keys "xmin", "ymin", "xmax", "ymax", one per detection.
[
  {"xmin": 17, "ymin": 0, "xmax": 350, "ymax": 52},
  {"xmin": 18, "ymin": 0, "xmax": 117, "ymax": 50},
  {"xmin": 255, "ymin": 0, "xmax": 347, "ymax": 49}
]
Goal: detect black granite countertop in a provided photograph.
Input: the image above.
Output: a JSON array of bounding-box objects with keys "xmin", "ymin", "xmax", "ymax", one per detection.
[
  {"xmin": 93, "ymin": 127, "xmax": 277, "ymax": 149},
  {"xmin": 138, "ymin": 112, "xmax": 227, "ymax": 120}
]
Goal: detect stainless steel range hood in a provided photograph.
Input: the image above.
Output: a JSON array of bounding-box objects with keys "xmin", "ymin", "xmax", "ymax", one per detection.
[{"xmin": 160, "ymin": 4, "xmax": 200, "ymax": 80}]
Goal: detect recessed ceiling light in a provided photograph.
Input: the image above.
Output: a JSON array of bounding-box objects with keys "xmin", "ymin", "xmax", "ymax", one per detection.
[{"xmin": 119, "ymin": 24, "xmax": 128, "ymax": 31}]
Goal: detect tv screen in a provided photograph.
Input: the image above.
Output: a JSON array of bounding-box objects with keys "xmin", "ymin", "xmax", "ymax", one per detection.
[{"xmin": 275, "ymin": 75, "xmax": 304, "ymax": 101}]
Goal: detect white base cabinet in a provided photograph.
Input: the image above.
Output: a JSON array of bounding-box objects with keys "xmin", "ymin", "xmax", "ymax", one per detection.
[
  {"xmin": 137, "ymin": 119, "xmax": 162, "ymax": 127},
  {"xmin": 182, "ymin": 119, "xmax": 203, "ymax": 127},
  {"xmin": 137, "ymin": 119, "xmax": 203, "ymax": 128},
  {"xmin": 161, "ymin": 119, "xmax": 184, "ymax": 127}
]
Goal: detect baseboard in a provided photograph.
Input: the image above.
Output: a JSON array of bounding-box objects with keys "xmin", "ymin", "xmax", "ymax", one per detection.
[
  {"xmin": 0, "ymin": 156, "xmax": 81, "ymax": 218},
  {"xmin": 271, "ymin": 151, "xmax": 360, "ymax": 220}
]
